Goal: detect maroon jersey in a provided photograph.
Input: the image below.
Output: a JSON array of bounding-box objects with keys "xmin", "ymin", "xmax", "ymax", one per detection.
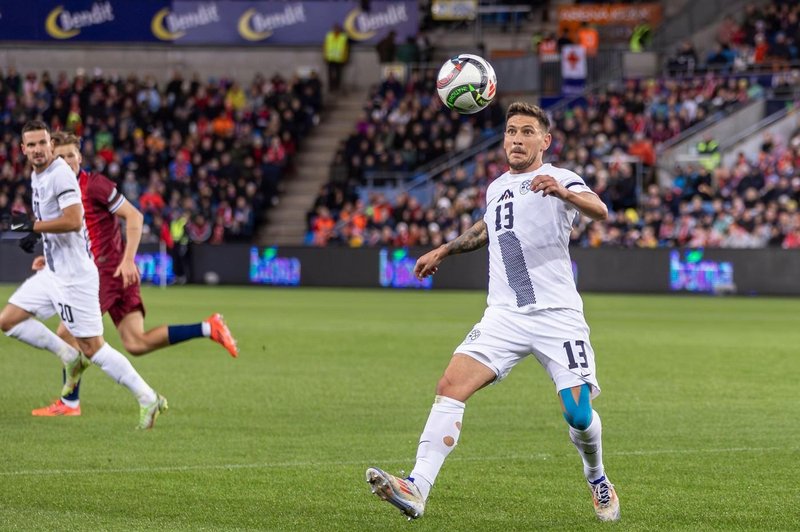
[{"xmin": 78, "ymin": 169, "xmax": 126, "ymax": 272}]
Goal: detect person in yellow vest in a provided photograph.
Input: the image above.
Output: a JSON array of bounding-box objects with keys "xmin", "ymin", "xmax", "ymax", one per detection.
[
  {"xmin": 577, "ymin": 22, "xmax": 599, "ymax": 57},
  {"xmin": 170, "ymin": 211, "xmax": 191, "ymax": 284},
  {"xmin": 629, "ymin": 23, "xmax": 652, "ymax": 53},
  {"xmin": 696, "ymin": 134, "xmax": 720, "ymax": 171},
  {"xmin": 324, "ymin": 23, "xmax": 349, "ymax": 93}
]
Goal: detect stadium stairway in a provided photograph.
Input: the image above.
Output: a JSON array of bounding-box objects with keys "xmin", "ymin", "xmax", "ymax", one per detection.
[{"xmin": 258, "ymin": 88, "xmax": 369, "ymax": 245}]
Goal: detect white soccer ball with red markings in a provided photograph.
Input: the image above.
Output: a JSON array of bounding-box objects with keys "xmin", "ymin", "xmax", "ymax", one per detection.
[{"xmin": 436, "ymin": 54, "xmax": 497, "ymax": 114}]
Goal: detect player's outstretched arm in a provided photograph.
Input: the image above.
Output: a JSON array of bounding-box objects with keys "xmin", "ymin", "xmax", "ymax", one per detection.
[
  {"xmin": 414, "ymin": 220, "xmax": 488, "ymax": 279},
  {"xmin": 113, "ymin": 201, "xmax": 144, "ymax": 288},
  {"xmin": 531, "ymin": 175, "xmax": 608, "ymax": 221},
  {"xmin": 564, "ymin": 191, "xmax": 608, "ymax": 221}
]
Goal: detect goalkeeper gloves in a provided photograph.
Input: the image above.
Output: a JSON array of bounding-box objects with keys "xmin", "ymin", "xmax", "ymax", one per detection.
[
  {"xmin": 18, "ymin": 232, "xmax": 41, "ymax": 254},
  {"xmin": 9, "ymin": 212, "xmax": 35, "ymax": 232}
]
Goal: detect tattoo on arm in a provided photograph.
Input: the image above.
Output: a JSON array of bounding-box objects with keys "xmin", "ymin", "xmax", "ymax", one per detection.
[{"xmin": 445, "ymin": 220, "xmax": 488, "ymax": 255}]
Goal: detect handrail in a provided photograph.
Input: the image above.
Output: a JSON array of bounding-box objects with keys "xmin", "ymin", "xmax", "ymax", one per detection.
[
  {"xmin": 404, "ymin": 58, "xmax": 629, "ymax": 190},
  {"xmin": 656, "ymin": 98, "xmax": 759, "ymax": 153},
  {"xmin": 720, "ymin": 102, "xmax": 793, "ymax": 152},
  {"xmin": 405, "ymin": 128, "xmax": 504, "ymax": 192},
  {"xmin": 651, "ymin": 0, "xmax": 756, "ymax": 53}
]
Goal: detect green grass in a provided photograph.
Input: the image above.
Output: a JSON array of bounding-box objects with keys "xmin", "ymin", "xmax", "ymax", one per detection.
[{"xmin": 0, "ymin": 285, "xmax": 798, "ymax": 531}]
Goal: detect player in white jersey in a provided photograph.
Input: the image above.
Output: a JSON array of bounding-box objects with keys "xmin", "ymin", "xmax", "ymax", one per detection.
[
  {"xmin": 0, "ymin": 120, "xmax": 167, "ymax": 429},
  {"xmin": 366, "ymin": 103, "xmax": 620, "ymax": 521}
]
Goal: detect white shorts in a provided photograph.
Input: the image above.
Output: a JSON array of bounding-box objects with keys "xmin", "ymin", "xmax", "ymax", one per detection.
[
  {"xmin": 454, "ymin": 306, "xmax": 600, "ymax": 398},
  {"xmin": 8, "ymin": 268, "xmax": 103, "ymax": 338}
]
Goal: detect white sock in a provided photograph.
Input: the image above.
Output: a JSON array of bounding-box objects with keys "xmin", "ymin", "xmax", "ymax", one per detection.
[
  {"xmin": 201, "ymin": 322, "xmax": 211, "ymax": 337},
  {"xmin": 569, "ymin": 409, "xmax": 605, "ymax": 482},
  {"xmin": 5, "ymin": 318, "xmax": 79, "ymax": 364},
  {"xmin": 61, "ymin": 397, "xmax": 79, "ymax": 409},
  {"xmin": 410, "ymin": 395, "xmax": 465, "ymax": 500},
  {"xmin": 90, "ymin": 343, "xmax": 157, "ymax": 406}
]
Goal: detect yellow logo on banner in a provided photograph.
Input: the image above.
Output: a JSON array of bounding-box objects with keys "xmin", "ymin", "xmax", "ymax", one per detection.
[
  {"xmin": 46, "ymin": 7, "xmax": 80, "ymax": 39},
  {"xmin": 238, "ymin": 9, "xmax": 271, "ymax": 41},
  {"xmin": 344, "ymin": 9, "xmax": 376, "ymax": 40},
  {"xmin": 344, "ymin": 3, "xmax": 409, "ymax": 41},
  {"xmin": 45, "ymin": 2, "xmax": 114, "ymax": 40},
  {"xmin": 151, "ymin": 8, "xmax": 186, "ymax": 40},
  {"xmin": 151, "ymin": 4, "xmax": 220, "ymax": 41}
]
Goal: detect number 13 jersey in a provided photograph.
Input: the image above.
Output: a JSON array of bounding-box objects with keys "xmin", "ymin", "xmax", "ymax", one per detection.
[{"xmin": 483, "ymin": 163, "xmax": 594, "ymax": 314}]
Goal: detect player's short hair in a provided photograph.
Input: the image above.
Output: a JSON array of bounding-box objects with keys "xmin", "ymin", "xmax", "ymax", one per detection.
[
  {"xmin": 506, "ymin": 102, "xmax": 550, "ymax": 133},
  {"xmin": 22, "ymin": 120, "xmax": 50, "ymax": 135},
  {"xmin": 51, "ymin": 131, "xmax": 82, "ymax": 150}
]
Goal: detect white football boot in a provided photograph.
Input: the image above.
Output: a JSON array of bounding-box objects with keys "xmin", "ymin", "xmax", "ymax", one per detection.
[
  {"xmin": 366, "ymin": 467, "xmax": 425, "ymax": 520},
  {"xmin": 588, "ymin": 475, "xmax": 620, "ymax": 521}
]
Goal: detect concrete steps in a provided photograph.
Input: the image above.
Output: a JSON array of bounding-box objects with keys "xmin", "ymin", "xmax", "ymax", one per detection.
[{"xmin": 257, "ymin": 89, "xmax": 368, "ymax": 246}]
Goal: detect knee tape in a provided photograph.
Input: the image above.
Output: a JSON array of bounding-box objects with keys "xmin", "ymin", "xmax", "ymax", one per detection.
[{"xmin": 559, "ymin": 383, "xmax": 593, "ymax": 430}]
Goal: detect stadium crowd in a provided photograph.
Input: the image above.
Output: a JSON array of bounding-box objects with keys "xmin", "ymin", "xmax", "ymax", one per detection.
[
  {"xmin": 307, "ymin": 131, "xmax": 800, "ymax": 250},
  {"xmin": 0, "ymin": 66, "xmax": 322, "ymax": 244},
  {"xmin": 308, "ymin": 69, "xmax": 800, "ymax": 249},
  {"xmin": 668, "ymin": 0, "xmax": 800, "ymax": 74},
  {"xmin": 332, "ymin": 68, "xmax": 505, "ymax": 184}
]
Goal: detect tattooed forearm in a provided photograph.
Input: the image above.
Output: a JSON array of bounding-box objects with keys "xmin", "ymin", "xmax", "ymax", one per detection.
[{"xmin": 444, "ymin": 220, "xmax": 488, "ymax": 255}]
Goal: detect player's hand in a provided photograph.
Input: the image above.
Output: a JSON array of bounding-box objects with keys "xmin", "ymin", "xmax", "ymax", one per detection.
[
  {"xmin": 114, "ymin": 259, "xmax": 141, "ymax": 288},
  {"xmin": 9, "ymin": 212, "xmax": 35, "ymax": 232},
  {"xmin": 531, "ymin": 175, "xmax": 569, "ymax": 200},
  {"xmin": 414, "ymin": 246, "xmax": 447, "ymax": 280},
  {"xmin": 31, "ymin": 255, "xmax": 46, "ymax": 271},
  {"xmin": 19, "ymin": 232, "xmax": 41, "ymax": 253}
]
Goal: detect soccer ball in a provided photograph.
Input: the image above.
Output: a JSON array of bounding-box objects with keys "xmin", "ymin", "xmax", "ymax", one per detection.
[{"xmin": 436, "ymin": 54, "xmax": 497, "ymax": 114}]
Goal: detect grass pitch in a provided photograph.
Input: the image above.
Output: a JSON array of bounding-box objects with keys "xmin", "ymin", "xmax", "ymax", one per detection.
[{"xmin": 0, "ymin": 285, "xmax": 797, "ymax": 531}]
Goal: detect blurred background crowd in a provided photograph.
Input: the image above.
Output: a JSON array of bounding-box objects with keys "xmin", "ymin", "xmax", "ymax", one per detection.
[{"xmin": 2, "ymin": 0, "xmax": 800, "ymax": 253}]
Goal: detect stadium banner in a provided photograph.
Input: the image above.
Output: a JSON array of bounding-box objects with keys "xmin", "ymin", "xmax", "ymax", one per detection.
[
  {"xmin": 557, "ymin": 3, "xmax": 662, "ymax": 44},
  {"xmin": 0, "ymin": 0, "xmax": 418, "ymax": 45},
  {"xmin": 2, "ymin": 242, "xmax": 798, "ymax": 296},
  {"xmin": 0, "ymin": 1, "xmax": 168, "ymax": 42}
]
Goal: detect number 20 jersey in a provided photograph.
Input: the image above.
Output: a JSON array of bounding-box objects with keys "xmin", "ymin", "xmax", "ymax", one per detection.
[{"xmin": 483, "ymin": 163, "xmax": 593, "ymax": 314}]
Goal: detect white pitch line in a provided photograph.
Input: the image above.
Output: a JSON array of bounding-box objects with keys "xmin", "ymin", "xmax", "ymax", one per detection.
[
  {"xmin": 0, "ymin": 446, "xmax": 790, "ymax": 477},
  {"xmin": 609, "ymin": 446, "xmax": 788, "ymax": 457}
]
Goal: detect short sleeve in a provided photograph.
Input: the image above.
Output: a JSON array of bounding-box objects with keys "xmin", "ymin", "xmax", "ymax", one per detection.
[
  {"xmin": 90, "ymin": 173, "xmax": 126, "ymax": 214},
  {"xmin": 53, "ymin": 168, "xmax": 81, "ymax": 210},
  {"xmin": 557, "ymin": 169, "xmax": 593, "ymax": 195}
]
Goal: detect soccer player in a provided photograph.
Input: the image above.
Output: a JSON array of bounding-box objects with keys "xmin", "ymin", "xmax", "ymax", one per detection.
[
  {"xmin": 366, "ymin": 102, "xmax": 620, "ymax": 521},
  {"xmin": 0, "ymin": 120, "xmax": 166, "ymax": 429},
  {"xmin": 29, "ymin": 131, "xmax": 238, "ymax": 417}
]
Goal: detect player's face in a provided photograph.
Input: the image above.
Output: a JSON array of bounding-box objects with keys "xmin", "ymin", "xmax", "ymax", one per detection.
[
  {"xmin": 54, "ymin": 144, "xmax": 83, "ymax": 175},
  {"xmin": 503, "ymin": 115, "xmax": 551, "ymax": 174},
  {"xmin": 21, "ymin": 129, "xmax": 54, "ymax": 172}
]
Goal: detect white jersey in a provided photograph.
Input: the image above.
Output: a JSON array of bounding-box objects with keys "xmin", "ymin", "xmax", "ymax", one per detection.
[
  {"xmin": 31, "ymin": 157, "xmax": 95, "ymax": 278},
  {"xmin": 483, "ymin": 163, "xmax": 593, "ymax": 313}
]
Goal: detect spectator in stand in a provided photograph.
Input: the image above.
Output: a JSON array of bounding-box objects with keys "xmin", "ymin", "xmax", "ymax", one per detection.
[
  {"xmin": 376, "ymin": 30, "xmax": 397, "ymax": 64},
  {"xmin": 577, "ymin": 22, "xmax": 599, "ymax": 57},
  {"xmin": 0, "ymin": 67, "xmax": 321, "ymax": 246},
  {"xmin": 667, "ymin": 41, "xmax": 699, "ymax": 75},
  {"xmin": 556, "ymin": 28, "xmax": 573, "ymax": 52}
]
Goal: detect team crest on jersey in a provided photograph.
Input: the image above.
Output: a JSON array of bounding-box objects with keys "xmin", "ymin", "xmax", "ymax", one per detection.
[
  {"xmin": 465, "ymin": 329, "xmax": 481, "ymax": 343},
  {"xmin": 520, "ymin": 179, "xmax": 532, "ymax": 195}
]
